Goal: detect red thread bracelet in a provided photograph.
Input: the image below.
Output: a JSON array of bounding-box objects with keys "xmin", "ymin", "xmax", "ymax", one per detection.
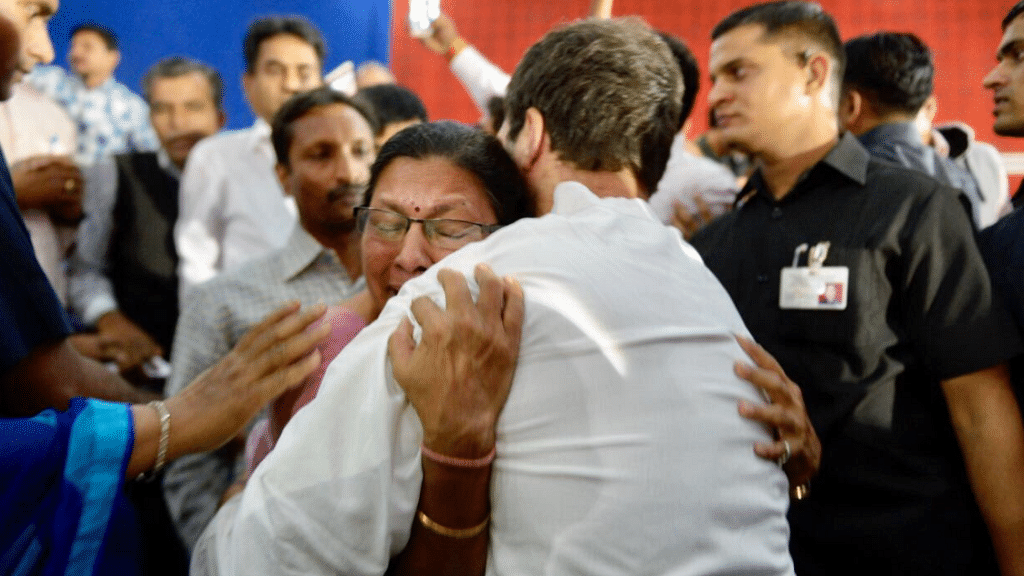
[{"xmin": 421, "ymin": 443, "xmax": 496, "ymax": 468}]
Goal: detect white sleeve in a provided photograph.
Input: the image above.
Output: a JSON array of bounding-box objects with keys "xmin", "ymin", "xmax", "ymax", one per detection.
[
  {"xmin": 67, "ymin": 158, "xmax": 119, "ymax": 324},
  {"xmin": 191, "ymin": 311, "xmax": 425, "ymax": 576},
  {"xmin": 449, "ymin": 46, "xmax": 510, "ymax": 114},
  {"xmin": 175, "ymin": 142, "xmax": 225, "ymax": 299}
]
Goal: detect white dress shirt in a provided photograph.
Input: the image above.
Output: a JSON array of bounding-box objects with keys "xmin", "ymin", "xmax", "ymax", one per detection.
[
  {"xmin": 0, "ymin": 83, "xmax": 78, "ymax": 305},
  {"xmin": 194, "ymin": 182, "xmax": 794, "ymax": 576},
  {"xmin": 175, "ymin": 119, "xmax": 297, "ymax": 298}
]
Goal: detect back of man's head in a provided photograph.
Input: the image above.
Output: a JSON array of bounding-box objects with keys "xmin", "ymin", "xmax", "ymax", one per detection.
[
  {"xmin": 657, "ymin": 31, "xmax": 700, "ymax": 129},
  {"xmin": 503, "ymin": 18, "xmax": 682, "ymax": 193},
  {"xmin": 243, "ymin": 16, "xmax": 326, "ymax": 73},
  {"xmin": 843, "ymin": 32, "xmax": 933, "ymax": 116},
  {"xmin": 712, "ymin": 1, "xmax": 844, "ymax": 104},
  {"xmin": 355, "ymin": 84, "xmax": 428, "ymax": 135},
  {"xmin": 143, "ymin": 56, "xmax": 224, "ymax": 114},
  {"xmin": 1005, "ymin": 0, "xmax": 1024, "ymax": 30}
]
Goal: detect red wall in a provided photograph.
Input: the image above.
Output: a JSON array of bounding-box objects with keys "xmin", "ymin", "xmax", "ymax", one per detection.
[{"xmin": 389, "ymin": 0, "xmax": 1019, "ymax": 161}]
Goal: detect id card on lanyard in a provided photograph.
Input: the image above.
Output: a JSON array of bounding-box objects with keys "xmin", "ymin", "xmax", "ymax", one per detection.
[{"xmin": 779, "ymin": 241, "xmax": 849, "ymax": 310}]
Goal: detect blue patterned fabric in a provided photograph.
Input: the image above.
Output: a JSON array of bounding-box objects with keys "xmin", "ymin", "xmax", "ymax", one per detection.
[
  {"xmin": 26, "ymin": 66, "xmax": 157, "ymax": 166},
  {"xmin": 0, "ymin": 398, "xmax": 141, "ymax": 576}
]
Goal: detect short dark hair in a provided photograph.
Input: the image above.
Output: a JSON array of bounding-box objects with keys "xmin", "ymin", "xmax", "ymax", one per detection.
[
  {"xmin": 354, "ymin": 84, "xmax": 428, "ymax": 136},
  {"xmin": 712, "ymin": 1, "xmax": 845, "ymax": 101},
  {"xmin": 142, "ymin": 56, "xmax": 225, "ymax": 113},
  {"xmin": 657, "ymin": 31, "xmax": 700, "ymax": 128},
  {"xmin": 243, "ymin": 16, "xmax": 326, "ymax": 74},
  {"xmin": 1004, "ymin": 1, "xmax": 1024, "ymax": 30},
  {"xmin": 271, "ymin": 87, "xmax": 379, "ymax": 168},
  {"xmin": 71, "ymin": 23, "xmax": 118, "ymax": 51},
  {"xmin": 504, "ymin": 18, "xmax": 682, "ymax": 194},
  {"xmin": 485, "ymin": 96, "xmax": 505, "ymax": 134},
  {"xmin": 363, "ymin": 121, "xmax": 532, "ymax": 226},
  {"xmin": 843, "ymin": 32, "xmax": 933, "ymax": 116}
]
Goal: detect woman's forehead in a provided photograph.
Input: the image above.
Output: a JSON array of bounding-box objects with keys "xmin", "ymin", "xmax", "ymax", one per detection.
[{"xmin": 371, "ymin": 156, "xmax": 494, "ymax": 218}]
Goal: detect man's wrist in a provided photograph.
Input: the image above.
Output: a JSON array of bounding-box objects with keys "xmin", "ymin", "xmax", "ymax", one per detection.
[{"xmin": 445, "ymin": 37, "xmax": 469, "ymax": 62}]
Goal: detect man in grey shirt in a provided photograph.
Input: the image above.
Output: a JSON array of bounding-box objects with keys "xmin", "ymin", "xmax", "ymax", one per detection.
[{"xmin": 163, "ymin": 89, "xmax": 377, "ymax": 550}]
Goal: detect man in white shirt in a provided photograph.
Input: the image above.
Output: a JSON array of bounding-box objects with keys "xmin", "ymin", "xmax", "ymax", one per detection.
[
  {"xmin": 174, "ymin": 16, "xmax": 325, "ymax": 297},
  {"xmin": 196, "ymin": 19, "xmax": 799, "ymax": 575}
]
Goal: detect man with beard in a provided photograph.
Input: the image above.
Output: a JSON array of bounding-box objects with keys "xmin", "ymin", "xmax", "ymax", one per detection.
[
  {"xmin": 69, "ymin": 56, "xmax": 226, "ymax": 379},
  {"xmin": 162, "ymin": 87, "xmax": 376, "ymax": 551}
]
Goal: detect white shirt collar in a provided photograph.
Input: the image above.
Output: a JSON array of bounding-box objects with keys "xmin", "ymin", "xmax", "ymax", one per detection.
[
  {"xmin": 250, "ymin": 118, "xmax": 272, "ymax": 151},
  {"xmin": 550, "ymin": 181, "xmax": 601, "ymax": 215},
  {"xmin": 156, "ymin": 147, "xmax": 181, "ymax": 179},
  {"xmin": 550, "ymin": 180, "xmax": 655, "ymax": 221}
]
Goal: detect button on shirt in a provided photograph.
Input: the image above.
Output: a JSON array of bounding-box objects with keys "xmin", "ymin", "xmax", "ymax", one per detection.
[
  {"xmin": 26, "ymin": 65, "xmax": 157, "ymax": 166},
  {"xmin": 175, "ymin": 119, "xmax": 297, "ymax": 298},
  {"xmin": 193, "ymin": 182, "xmax": 794, "ymax": 576},
  {"xmin": 691, "ymin": 132, "xmax": 1022, "ymax": 575},
  {"xmin": 163, "ymin": 224, "xmax": 364, "ymax": 551}
]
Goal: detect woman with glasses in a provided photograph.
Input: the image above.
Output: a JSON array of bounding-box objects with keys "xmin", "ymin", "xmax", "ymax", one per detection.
[{"xmin": 243, "ymin": 120, "xmax": 531, "ymax": 475}]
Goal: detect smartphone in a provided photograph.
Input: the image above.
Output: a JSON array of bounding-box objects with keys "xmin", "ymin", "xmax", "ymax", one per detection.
[{"xmin": 408, "ymin": 0, "xmax": 440, "ymax": 38}]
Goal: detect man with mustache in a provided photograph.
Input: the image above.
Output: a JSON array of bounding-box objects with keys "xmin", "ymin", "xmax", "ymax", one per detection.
[
  {"xmin": 27, "ymin": 23, "xmax": 157, "ymax": 165},
  {"xmin": 162, "ymin": 88, "xmax": 376, "ymax": 552},
  {"xmin": 69, "ymin": 57, "xmax": 225, "ymax": 379}
]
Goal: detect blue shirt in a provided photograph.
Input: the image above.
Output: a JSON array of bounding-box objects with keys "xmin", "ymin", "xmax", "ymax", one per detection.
[
  {"xmin": 857, "ymin": 122, "xmax": 983, "ymax": 226},
  {"xmin": 26, "ymin": 66, "xmax": 157, "ymax": 166},
  {"xmin": 0, "ymin": 144, "xmax": 72, "ymax": 375}
]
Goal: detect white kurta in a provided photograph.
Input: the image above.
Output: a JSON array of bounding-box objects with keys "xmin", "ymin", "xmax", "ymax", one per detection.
[{"xmin": 194, "ymin": 182, "xmax": 794, "ymax": 576}]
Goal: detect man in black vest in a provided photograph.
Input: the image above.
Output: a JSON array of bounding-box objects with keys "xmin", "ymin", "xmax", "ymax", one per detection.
[{"xmin": 69, "ymin": 57, "xmax": 226, "ymax": 380}]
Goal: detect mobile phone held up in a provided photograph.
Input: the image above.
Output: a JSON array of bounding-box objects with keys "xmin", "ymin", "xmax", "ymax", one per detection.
[{"xmin": 408, "ymin": 0, "xmax": 440, "ymax": 38}]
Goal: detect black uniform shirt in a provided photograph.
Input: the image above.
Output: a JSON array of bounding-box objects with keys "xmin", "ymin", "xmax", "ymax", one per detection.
[{"xmin": 691, "ymin": 132, "xmax": 1021, "ymax": 576}]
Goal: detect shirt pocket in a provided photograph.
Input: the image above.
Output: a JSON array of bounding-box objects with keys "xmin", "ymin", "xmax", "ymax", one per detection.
[{"xmin": 776, "ymin": 245, "xmax": 887, "ymax": 347}]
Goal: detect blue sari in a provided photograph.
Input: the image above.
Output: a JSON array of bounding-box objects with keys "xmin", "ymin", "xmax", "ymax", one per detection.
[{"xmin": 0, "ymin": 398, "xmax": 142, "ymax": 576}]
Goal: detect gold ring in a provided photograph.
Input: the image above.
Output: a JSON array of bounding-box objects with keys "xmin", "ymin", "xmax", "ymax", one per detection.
[{"xmin": 64, "ymin": 178, "xmax": 76, "ymax": 193}]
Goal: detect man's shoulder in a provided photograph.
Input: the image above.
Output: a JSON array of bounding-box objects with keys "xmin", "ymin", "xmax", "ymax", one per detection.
[
  {"xmin": 186, "ymin": 127, "xmax": 260, "ymax": 161},
  {"xmin": 109, "ymin": 79, "xmax": 147, "ymax": 104},
  {"xmin": 193, "ymin": 248, "xmax": 289, "ymax": 295},
  {"xmin": 862, "ymin": 154, "xmax": 952, "ymax": 198}
]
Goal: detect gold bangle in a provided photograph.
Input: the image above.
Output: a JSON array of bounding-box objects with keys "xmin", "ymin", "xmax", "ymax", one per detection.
[{"xmin": 417, "ymin": 510, "xmax": 489, "ymax": 539}]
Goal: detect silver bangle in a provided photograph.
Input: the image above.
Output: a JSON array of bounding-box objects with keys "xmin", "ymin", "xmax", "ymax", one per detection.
[
  {"xmin": 150, "ymin": 400, "xmax": 171, "ymax": 472},
  {"xmin": 136, "ymin": 400, "xmax": 170, "ymax": 482}
]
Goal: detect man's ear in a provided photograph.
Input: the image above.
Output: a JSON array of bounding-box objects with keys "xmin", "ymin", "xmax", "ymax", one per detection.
[
  {"xmin": 275, "ymin": 163, "xmax": 291, "ymax": 195},
  {"xmin": 217, "ymin": 110, "xmax": 227, "ymax": 130},
  {"xmin": 518, "ymin": 107, "xmax": 547, "ymax": 171},
  {"xmin": 839, "ymin": 88, "xmax": 864, "ymax": 133},
  {"xmin": 241, "ymin": 72, "xmax": 254, "ymax": 104},
  {"xmin": 805, "ymin": 52, "xmax": 831, "ymax": 96}
]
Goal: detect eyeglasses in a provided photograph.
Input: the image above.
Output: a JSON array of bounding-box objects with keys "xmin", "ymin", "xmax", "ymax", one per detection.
[{"xmin": 354, "ymin": 206, "xmax": 501, "ymax": 250}]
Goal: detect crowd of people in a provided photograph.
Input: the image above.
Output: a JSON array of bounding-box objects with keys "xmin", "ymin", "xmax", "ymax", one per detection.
[{"xmin": 3, "ymin": 0, "xmax": 1024, "ymax": 574}]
